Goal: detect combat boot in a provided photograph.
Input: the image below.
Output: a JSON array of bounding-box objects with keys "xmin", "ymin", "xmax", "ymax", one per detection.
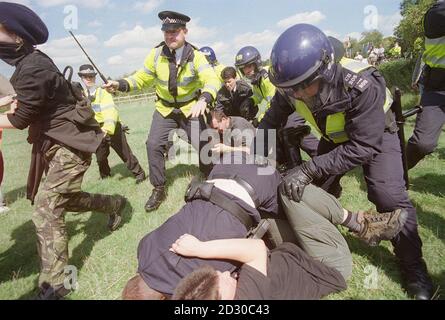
[
  {"xmin": 135, "ymin": 171, "xmax": 146, "ymax": 185},
  {"xmin": 400, "ymin": 259, "xmax": 436, "ymax": 300},
  {"xmin": 34, "ymin": 283, "xmax": 72, "ymax": 300},
  {"xmin": 145, "ymin": 187, "xmax": 166, "ymax": 212},
  {"xmin": 355, "ymin": 208, "xmax": 408, "ymax": 246},
  {"xmin": 101, "ymin": 195, "xmax": 127, "ymax": 232}
]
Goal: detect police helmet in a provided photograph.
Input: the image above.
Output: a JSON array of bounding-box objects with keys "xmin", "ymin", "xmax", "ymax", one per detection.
[
  {"xmin": 235, "ymin": 46, "xmax": 262, "ymax": 76},
  {"xmin": 199, "ymin": 46, "xmax": 217, "ymax": 64}
]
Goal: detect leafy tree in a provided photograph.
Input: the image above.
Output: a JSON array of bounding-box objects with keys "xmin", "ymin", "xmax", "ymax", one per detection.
[{"xmin": 395, "ymin": 0, "xmax": 436, "ymax": 56}]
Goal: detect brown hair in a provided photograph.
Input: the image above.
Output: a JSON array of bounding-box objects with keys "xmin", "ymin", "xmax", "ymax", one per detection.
[
  {"xmin": 221, "ymin": 66, "xmax": 237, "ymax": 80},
  {"xmin": 122, "ymin": 274, "xmax": 167, "ymax": 300},
  {"xmin": 172, "ymin": 266, "xmax": 221, "ymax": 300},
  {"xmin": 210, "ymin": 110, "xmax": 229, "ymax": 122}
]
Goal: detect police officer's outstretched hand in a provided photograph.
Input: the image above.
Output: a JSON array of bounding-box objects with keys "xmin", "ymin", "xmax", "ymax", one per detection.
[
  {"xmin": 190, "ymin": 99, "xmax": 207, "ymax": 118},
  {"xmin": 103, "ymin": 80, "xmax": 119, "ymax": 94},
  {"xmin": 279, "ymin": 163, "xmax": 314, "ymax": 202}
]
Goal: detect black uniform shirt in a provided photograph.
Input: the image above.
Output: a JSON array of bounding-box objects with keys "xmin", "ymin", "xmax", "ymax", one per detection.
[
  {"xmin": 260, "ymin": 66, "xmax": 388, "ymax": 179},
  {"xmin": 137, "ymin": 156, "xmax": 281, "ymax": 295},
  {"xmin": 422, "ymin": 1, "xmax": 445, "ymax": 105}
]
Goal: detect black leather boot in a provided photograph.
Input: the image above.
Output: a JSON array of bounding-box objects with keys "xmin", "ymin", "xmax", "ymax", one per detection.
[
  {"xmin": 400, "ymin": 259, "xmax": 436, "ymax": 300},
  {"xmin": 145, "ymin": 187, "xmax": 166, "ymax": 212}
]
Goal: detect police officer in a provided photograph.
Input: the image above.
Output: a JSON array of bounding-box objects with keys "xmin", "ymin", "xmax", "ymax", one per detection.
[
  {"xmin": 262, "ymin": 23, "xmax": 434, "ymax": 300},
  {"xmin": 235, "ymin": 46, "xmax": 319, "ymax": 161},
  {"xmin": 105, "ymin": 11, "xmax": 220, "ymax": 212},
  {"xmin": 78, "ymin": 64, "xmax": 146, "ymax": 183},
  {"xmin": 406, "ymin": 0, "xmax": 445, "ymax": 170},
  {"xmin": 0, "ymin": 3, "xmax": 126, "ymax": 299},
  {"xmin": 199, "ymin": 46, "xmax": 226, "ymax": 86}
]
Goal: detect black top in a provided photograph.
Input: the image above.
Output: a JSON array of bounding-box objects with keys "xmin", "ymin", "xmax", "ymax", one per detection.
[
  {"xmin": 7, "ymin": 50, "xmax": 102, "ymax": 153},
  {"xmin": 216, "ymin": 80, "xmax": 255, "ymax": 118},
  {"xmin": 235, "ymin": 243, "xmax": 347, "ymax": 300},
  {"xmin": 424, "ymin": 1, "xmax": 445, "ymax": 39},
  {"xmin": 259, "ymin": 65, "xmax": 389, "ymax": 179},
  {"xmin": 137, "ymin": 156, "xmax": 282, "ymax": 295}
]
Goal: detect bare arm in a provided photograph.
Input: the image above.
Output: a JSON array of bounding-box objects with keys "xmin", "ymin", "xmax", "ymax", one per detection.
[
  {"xmin": 171, "ymin": 234, "xmax": 268, "ymax": 276},
  {"xmin": 211, "ymin": 143, "xmax": 251, "ymax": 155}
]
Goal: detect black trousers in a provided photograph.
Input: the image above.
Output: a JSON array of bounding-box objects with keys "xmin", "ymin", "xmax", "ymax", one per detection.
[
  {"xmin": 146, "ymin": 109, "xmax": 210, "ymax": 188},
  {"xmin": 406, "ymin": 104, "xmax": 445, "ymax": 170},
  {"xmin": 96, "ymin": 122, "xmax": 144, "ymax": 178},
  {"xmin": 317, "ymin": 132, "xmax": 423, "ymax": 265}
]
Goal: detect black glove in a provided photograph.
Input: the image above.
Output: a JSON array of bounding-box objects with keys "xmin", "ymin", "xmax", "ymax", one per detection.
[
  {"xmin": 240, "ymin": 98, "xmax": 258, "ymax": 121},
  {"xmin": 279, "ymin": 163, "xmax": 314, "ymax": 202}
]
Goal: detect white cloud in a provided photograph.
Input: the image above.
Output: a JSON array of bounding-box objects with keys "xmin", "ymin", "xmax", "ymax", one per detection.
[
  {"xmin": 38, "ymin": 34, "xmax": 100, "ymax": 65},
  {"xmin": 345, "ymin": 32, "xmax": 362, "ymax": 41},
  {"xmin": 88, "ymin": 20, "xmax": 103, "ymax": 28},
  {"xmin": 185, "ymin": 19, "xmax": 218, "ymax": 44},
  {"xmin": 377, "ymin": 12, "xmax": 402, "ymax": 36},
  {"xmin": 107, "ymin": 55, "xmax": 124, "ymax": 66},
  {"xmin": 133, "ymin": 0, "xmax": 164, "ymax": 13},
  {"xmin": 104, "ymin": 25, "xmax": 163, "ymax": 48},
  {"xmin": 277, "ymin": 11, "xmax": 326, "ymax": 29},
  {"xmin": 324, "ymin": 30, "xmax": 341, "ymax": 39}
]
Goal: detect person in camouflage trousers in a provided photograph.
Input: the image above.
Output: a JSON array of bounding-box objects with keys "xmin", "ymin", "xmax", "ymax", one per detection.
[
  {"xmin": 33, "ymin": 145, "xmax": 126, "ymax": 297},
  {"xmin": 0, "ymin": 3, "xmax": 128, "ymax": 300}
]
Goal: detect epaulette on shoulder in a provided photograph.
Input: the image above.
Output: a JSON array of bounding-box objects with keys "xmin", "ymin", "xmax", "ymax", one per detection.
[{"xmin": 343, "ymin": 68, "xmax": 371, "ymax": 93}]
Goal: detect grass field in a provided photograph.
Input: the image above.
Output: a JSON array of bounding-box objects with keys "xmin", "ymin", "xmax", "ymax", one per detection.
[{"xmin": 0, "ymin": 95, "xmax": 443, "ymax": 300}]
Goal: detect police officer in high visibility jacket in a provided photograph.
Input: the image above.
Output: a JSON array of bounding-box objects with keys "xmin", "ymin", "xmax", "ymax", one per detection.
[
  {"xmin": 407, "ymin": 0, "xmax": 445, "ymax": 170},
  {"xmin": 236, "ymin": 46, "xmax": 319, "ymax": 161},
  {"xmin": 104, "ymin": 11, "xmax": 220, "ymax": 212},
  {"xmin": 78, "ymin": 65, "xmax": 145, "ymax": 183},
  {"xmin": 199, "ymin": 46, "xmax": 226, "ymax": 86},
  {"xmin": 260, "ymin": 24, "xmax": 435, "ymax": 300}
]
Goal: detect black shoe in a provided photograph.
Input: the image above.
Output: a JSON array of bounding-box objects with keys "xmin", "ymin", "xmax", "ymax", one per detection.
[
  {"xmin": 107, "ymin": 195, "xmax": 127, "ymax": 232},
  {"xmin": 145, "ymin": 187, "xmax": 166, "ymax": 212},
  {"xmin": 34, "ymin": 283, "xmax": 72, "ymax": 300},
  {"xmin": 400, "ymin": 259, "xmax": 436, "ymax": 300},
  {"xmin": 135, "ymin": 172, "xmax": 146, "ymax": 184}
]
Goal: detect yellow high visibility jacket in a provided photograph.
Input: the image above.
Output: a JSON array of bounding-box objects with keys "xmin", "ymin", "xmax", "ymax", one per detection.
[
  {"xmin": 213, "ymin": 63, "xmax": 226, "ymax": 87},
  {"xmin": 251, "ymin": 68, "xmax": 276, "ymax": 121},
  {"xmin": 424, "ymin": 36, "xmax": 445, "ymax": 69},
  {"xmin": 124, "ymin": 42, "xmax": 220, "ymax": 118},
  {"xmin": 293, "ymin": 58, "xmax": 393, "ymax": 144},
  {"xmin": 89, "ymin": 87, "xmax": 119, "ymax": 135}
]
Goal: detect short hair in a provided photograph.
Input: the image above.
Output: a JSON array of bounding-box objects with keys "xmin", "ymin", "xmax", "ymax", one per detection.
[
  {"xmin": 173, "ymin": 266, "xmax": 221, "ymax": 300},
  {"xmin": 122, "ymin": 274, "xmax": 167, "ymax": 300},
  {"xmin": 221, "ymin": 67, "xmax": 237, "ymax": 80},
  {"xmin": 211, "ymin": 110, "xmax": 228, "ymax": 122}
]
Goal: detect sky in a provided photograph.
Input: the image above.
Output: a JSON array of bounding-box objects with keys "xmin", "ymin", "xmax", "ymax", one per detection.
[{"xmin": 0, "ymin": 0, "xmax": 403, "ymax": 80}]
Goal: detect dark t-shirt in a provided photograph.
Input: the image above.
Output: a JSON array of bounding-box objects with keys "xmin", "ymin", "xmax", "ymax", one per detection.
[
  {"xmin": 235, "ymin": 243, "xmax": 347, "ymax": 300},
  {"xmin": 137, "ymin": 157, "xmax": 282, "ymax": 295}
]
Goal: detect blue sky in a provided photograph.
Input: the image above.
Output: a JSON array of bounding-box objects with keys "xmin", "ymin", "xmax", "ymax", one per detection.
[{"xmin": 1, "ymin": 0, "xmax": 402, "ymax": 79}]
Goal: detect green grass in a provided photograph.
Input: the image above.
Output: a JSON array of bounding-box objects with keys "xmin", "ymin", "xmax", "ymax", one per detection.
[{"xmin": 0, "ymin": 99, "xmax": 443, "ymax": 300}]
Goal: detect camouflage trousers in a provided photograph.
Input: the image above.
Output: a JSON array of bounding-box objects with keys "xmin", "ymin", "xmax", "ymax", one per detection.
[{"xmin": 32, "ymin": 144, "xmax": 117, "ymax": 288}]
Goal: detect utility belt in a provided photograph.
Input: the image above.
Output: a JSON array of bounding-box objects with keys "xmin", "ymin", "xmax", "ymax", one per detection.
[
  {"xmin": 156, "ymin": 94, "xmax": 198, "ymax": 109},
  {"xmin": 184, "ymin": 176, "xmax": 259, "ymax": 231}
]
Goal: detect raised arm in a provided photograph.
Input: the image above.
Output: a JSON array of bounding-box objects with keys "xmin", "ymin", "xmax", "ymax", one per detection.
[{"xmin": 170, "ymin": 234, "xmax": 268, "ymax": 276}]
